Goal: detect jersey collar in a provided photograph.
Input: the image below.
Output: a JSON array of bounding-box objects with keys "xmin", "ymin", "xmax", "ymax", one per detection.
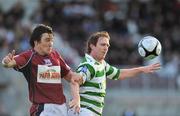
[{"xmin": 85, "ymin": 53, "xmax": 102, "ymax": 65}]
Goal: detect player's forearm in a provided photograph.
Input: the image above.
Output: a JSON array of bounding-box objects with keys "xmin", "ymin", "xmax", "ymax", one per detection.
[
  {"xmin": 69, "ymin": 80, "xmax": 81, "ymax": 113},
  {"xmin": 70, "ymin": 81, "xmax": 80, "ymax": 100},
  {"xmin": 119, "ymin": 67, "xmax": 145, "ymax": 80},
  {"xmin": 68, "ymin": 72, "xmax": 81, "ymax": 99}
]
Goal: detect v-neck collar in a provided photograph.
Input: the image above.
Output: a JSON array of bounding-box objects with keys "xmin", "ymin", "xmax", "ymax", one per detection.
[{"xmin": 85, "ymin": 54, "xmax": 103, "ymax": 65}]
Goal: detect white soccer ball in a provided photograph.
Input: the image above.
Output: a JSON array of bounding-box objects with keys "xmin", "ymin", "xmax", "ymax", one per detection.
[{"xmin": 138, "ymin": 36, "xmax": 162, "ymax": 60}]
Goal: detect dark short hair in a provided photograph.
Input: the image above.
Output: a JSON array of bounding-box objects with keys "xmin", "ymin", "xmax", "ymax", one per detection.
[
  {"xmin": 86, "ymin": 31, "xmax": 110, "ymax": 54},
  {"xmin": 29, "ymin": 24, "xmax": 53, "ymax": 47}
]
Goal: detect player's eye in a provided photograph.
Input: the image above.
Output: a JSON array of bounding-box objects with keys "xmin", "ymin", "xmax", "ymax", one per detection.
[
  {"xmin": 45, "ymin": 38, "xmax": 54, "ymax": 42},
  {"xmin": 101, "ymin": 43, "xmax": 110, "ymax": 47}
]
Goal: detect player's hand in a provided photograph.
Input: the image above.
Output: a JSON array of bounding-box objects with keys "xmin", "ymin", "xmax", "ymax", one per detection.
[
  {"xmin": 71, "ymin": 73, "xmax": 83, "ymax": 85},
  {"xmin": 143, "ymin": 63, "xmax": 161, "ymax": 73},
  {"xmin": 2, "ymin": 50, "xmax": 16, "ymax": 67},
  {"xmin": 69, "ymin": 96, "xmax": 80, "ymax": 114}
]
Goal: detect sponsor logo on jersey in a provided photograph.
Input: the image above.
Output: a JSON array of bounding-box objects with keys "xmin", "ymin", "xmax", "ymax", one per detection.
[
  {"xmin": 37, "ymin": 65, "xmax": 61, "ymax": 83},
  {"xmin": 44, "ymin": 59, "xmax": 52, "ymax": 66},
  {"xmin": 39, "ymin": 69, "xmax": 60, "ymax": 79}
]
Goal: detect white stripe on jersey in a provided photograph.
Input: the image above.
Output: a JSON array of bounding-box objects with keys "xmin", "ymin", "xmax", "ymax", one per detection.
[
  {"xmin": 80, "ymin": 101, "xmax": 103, "ymax": 114},
  {"xmin": 90, "ymin": 76, "xmax": 106, "ymax": 83},
  {"xmin": 107, "ymin": 67, "xmax": 119, "ymax": 80},
  {"xmin": 80, "ymin": 86, "xmax": 106, "ymax": 93},
  {"xmin": 80, "ymin": 94, "xmax": 104, "ymax": 103}
]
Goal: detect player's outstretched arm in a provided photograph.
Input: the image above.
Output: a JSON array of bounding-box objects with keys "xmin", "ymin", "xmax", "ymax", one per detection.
[
  {"xmin": 64, "ymin": 71, "xmax": 82, "ymax": 113},
  {"xmin": 1, "ymin": 50, "xmax": 16, "ymax": 68},
  {"xmin": 119, "ymin": 63, "xmax": 161, "ymax": 80}
]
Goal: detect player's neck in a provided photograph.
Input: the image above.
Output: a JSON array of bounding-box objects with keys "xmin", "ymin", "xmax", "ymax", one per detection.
[
  {"xmin": 34, "ymin": 46, "xmax": 46, "ymax": 56},
  {"xmin": 90, "ymin": 53, "xmax": 103, "ymax": 63}
]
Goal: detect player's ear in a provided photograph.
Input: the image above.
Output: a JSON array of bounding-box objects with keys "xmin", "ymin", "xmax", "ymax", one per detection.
[
  {"xmin": 90, "ymin": 44, "xmax": 95, "ymax": 50},
  {"xmin": 34, "ymin": 41, "xmax": 38, "ymax": 46}
]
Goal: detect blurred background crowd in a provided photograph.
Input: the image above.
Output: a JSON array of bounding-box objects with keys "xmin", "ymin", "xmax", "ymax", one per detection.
[{"xmin": 0, "ymin": 0, "xmax": 180, "ymax": 116}]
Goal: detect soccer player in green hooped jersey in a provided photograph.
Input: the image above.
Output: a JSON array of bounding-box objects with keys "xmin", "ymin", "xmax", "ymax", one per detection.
[{"xmin": 68, "ymin": 31, "xmax": 161, "ymax": 116}]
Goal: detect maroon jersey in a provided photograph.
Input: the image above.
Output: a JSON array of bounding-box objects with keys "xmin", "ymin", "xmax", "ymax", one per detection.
[{"xmin": 14, "ymin": 49, "xmax": 70, "ymax": 104}]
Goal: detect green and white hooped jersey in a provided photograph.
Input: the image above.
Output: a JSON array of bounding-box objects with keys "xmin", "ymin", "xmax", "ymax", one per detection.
[{"xmin": 76, "ymin": 54, "xmax": 120, "ymax": 116}]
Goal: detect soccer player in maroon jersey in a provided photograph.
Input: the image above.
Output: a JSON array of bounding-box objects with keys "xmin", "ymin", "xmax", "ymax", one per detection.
[{"xmin": 1, "ymin": 24, "xmax": 81, "ymax": 116}]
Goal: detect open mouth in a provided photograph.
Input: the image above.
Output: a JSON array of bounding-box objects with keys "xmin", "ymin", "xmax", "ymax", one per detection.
[{"xmin": 47, "ymin": 48, "xmax": 52, "ymax": 52}]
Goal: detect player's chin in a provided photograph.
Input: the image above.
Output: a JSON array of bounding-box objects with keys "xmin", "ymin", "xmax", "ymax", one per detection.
[
  {"xmin": 101, "ymin": 55, "xmax": 106, "ymax": 59},
  {"xmin": 102, "ymin": 53, "xmax": 107, "ymax": 57},
  {"xmin": 46, "ymin": 49, "xmax": 52, "ymax": 54}
]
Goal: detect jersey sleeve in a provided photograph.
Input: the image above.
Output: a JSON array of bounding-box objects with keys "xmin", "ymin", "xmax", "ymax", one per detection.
[
  {"xmin": 76, "ymin": 63, "xmax": 95, "ymax": 84},
  {"xmin": 56, "ymin": 52, "xmax": 71, "ymax": 78},
  {"xmin": 14, "ymin": 50, "xmax": 32, "ymax": 71},
  {"xmin": 105, "ymin": 62, "xmax": 120, "ymax": 80}
]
